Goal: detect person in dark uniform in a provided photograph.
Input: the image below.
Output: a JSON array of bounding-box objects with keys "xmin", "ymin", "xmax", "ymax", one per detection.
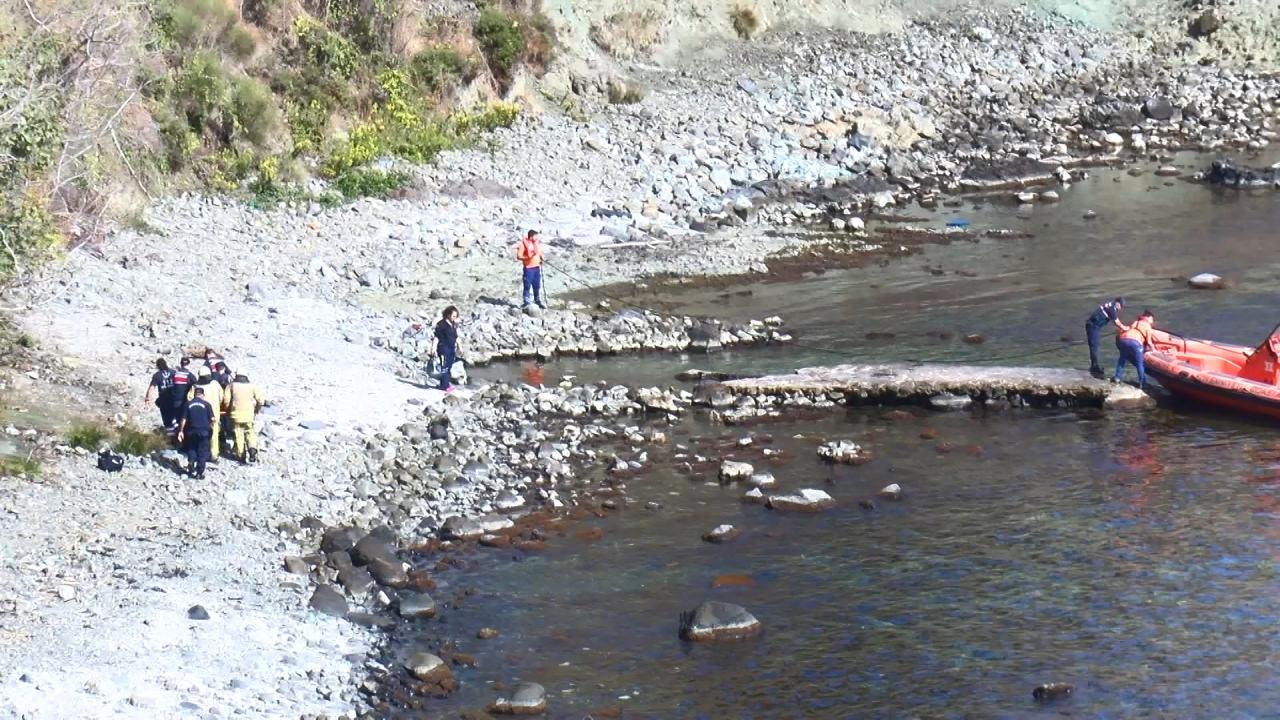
[
  {"xmin": 168, "ymin": 357, "xmax": 197, "ymax": 432},
  {"xmin": 143, "ymin": 358, "xmax": 175, "ymax": 428},
  {"xmin": 1085, "ymin": 297, "xmax": 1125, "ymax": 376},
  {"xmin": 434, "ymin": 306, "xmax": 460, "ymax": 392},
  {"xmin": 178, "ymin": 386, "xmax": 215, "ymax": 479}
]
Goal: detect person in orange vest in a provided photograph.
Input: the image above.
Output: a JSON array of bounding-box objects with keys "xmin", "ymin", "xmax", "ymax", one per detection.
[
  {"xmin": 1114, "ymin": 309, "xmax": 1155, "ymax": 388},
  {"xmin": 515, "ymin": 229, "xmax": 546, "ymax": 309}
]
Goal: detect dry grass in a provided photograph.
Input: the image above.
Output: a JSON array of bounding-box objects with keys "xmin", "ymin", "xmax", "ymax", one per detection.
[{"xmin": 731, "ymin": 4, "xmax": 760, "ymax": 39}]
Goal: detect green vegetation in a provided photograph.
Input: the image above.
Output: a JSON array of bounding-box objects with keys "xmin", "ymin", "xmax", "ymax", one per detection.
[
  {"xmin": 0, "ymin": 456, "xmax": 40, "ymax": 477},
  {"xmin": 66, "ymin": 423, "xmax": 110, "ymax": 451},
  {"xmin": 0, "ymin": 0, "xmax": 554, "ymax": 282},
  {"xmin": 115, "ymin": 426, "xmax": 168, "ymax": 456},
  {"xmin": 731, "ymin": 5, "xmax": 760, "ymax": 39}
]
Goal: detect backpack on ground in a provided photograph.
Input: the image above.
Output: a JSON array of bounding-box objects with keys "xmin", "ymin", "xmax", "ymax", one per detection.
[{"xmin": 97, "ymin": 451, "xmax": 124, "ymax": 473}]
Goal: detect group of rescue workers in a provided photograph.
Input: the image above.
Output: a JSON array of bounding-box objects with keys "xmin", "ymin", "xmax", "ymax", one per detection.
[
  {"xmin": 143, "ymin": 349, "xmax": 264, "ymax": 479},
  {"xmin": 1085, "ymin": 296, "xmax": 1156, "ymax": 388}
]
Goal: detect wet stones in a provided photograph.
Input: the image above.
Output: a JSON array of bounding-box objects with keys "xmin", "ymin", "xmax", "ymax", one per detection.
[
  {"xmin": 397, "ymin": 591, "xmax": 437, "ymax": 619},
  {"xmin": 929, "ymin": 394, "xmax": 973, "ymax": 411},
  {"xmin": 490, "ymin": 682, "xmax": 548, "ymax": 715},
  {"xmin": 741, "ymin": 487, "xmax": 766, "ymax": 504},
  {"xmin": 441, "ymin": 516, "xmax": 485, "ymax": 541},
  {"xmin": 1187, "ymin": 272, "xmax": 1226, "ymax": 290},
  {"xmin": 817, "ymin": 440, "xmax": 870, "ymax": 464},
  {"xmin": 405, "ymin": 652, "xmax": 451, "ymax": 682},
  {"xmin": 477, "ymin": 627, "xmax": 500, "ymax": 640},
  {"xmin": 679, "ymin": 601, "xmax": 762, "ymax": 641},
  {"xmin": 746, "ymin": 471, "xmax": 777, "ymax": 488},
  {"xmin": 718, "ymin": 460, "xmax": 754, "ymax": 482},
  {"xmin": 1032, "ymin": 682, "xmax": 1075, "ymax": 702},
  {"xmin": 766, "ymin": 488, "xmax": 835, "ymax": 512},
  {"xmin": 308, "ymin": 584, "xmax": 349, "ymax": 618},
  {"xmin": 702, "ymin": 524, "xmax": 739, "ymax": 543},
  {"xmin": 877, "ymin": 483, "xmax": 903, "ymax": 500}
]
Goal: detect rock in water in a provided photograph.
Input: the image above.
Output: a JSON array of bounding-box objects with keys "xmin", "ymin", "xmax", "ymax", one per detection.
[
  {"xmin": 405, "ymin": 652, "xmax": 451, "ymax": 681},
  {"xmin": 702, "ymin": 524, "xmax": 739, "ymax": 543},
  {"xmin": 1032, "ymin": 682, "xmax": 1075, "ymax": 701},
  {"xmin": 308, "ymin": 585, "xmax": 348, "ymax": 618},
  {"xmin": 929, "ymin": 394, "xmax": 973, "ymax": 411},
  {"xmin": 1187, "ymin": 273, "xmax": 1226, "ymax": 289},
  {"xmin": 766, "ymin": 488, "xmax": 835, "ymax": 512},
  {"xmin": 747, "ymin": 472, "xmax": 777, "ymax": 488},
  {"xmin": 398, "ymin": 591, "xmax": 437, "ymax": 619},
  {"xmin": 718, "ymin": 460, "xmax": 754, "ymax": 482},
  {"xmin": 877, "ymin": 483, "xmax": 902, "ymax": 500},
  {"xmin": 490, "ymin": 682, "xmax": 548, "ymax": 715},
  {"xmin": 741, "ymin": 487, "xmax": 767, "ymax": 504},
  {"xmin": 441, "ymin": 516, "xmax": 485, "ymax": 541},
  {"xmin": 817, "ymin": 440, "xmax": 870, "ymax": 464},
  {"xmin": 679, "ymin": 601, "xmax": 762, "ymax": 641}
]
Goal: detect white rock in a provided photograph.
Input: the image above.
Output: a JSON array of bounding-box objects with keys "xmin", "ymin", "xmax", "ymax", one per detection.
[
  {"xmin": 1187, "ymin": 272, "xmax": 1225, "ymax": 289},
  {"xmin": 718, "ymin": 460, "xmax": 754, "ymax": 481}
]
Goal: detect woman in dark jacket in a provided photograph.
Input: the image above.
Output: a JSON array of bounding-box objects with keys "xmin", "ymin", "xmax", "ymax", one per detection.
[{"xmin": 434, "ymin": 306, "xmax": 460, "ymax": 391}]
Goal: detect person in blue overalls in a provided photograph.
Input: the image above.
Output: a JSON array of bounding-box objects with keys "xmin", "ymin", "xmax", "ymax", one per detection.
[{"xmin": 1085, "ymin": 297, "xmax": 1125, "ymax": 377}]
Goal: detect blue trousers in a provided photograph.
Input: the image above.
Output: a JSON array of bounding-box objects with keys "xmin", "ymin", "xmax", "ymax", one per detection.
[
  {"xmin": 439, "ymin": 348, "xmax": 456, "ymax": 391},
  {"xmin": 1086, "ymin": 322, "xmax": 1103, "ymax": 372},
  {"xmin": 522, "ymin": 266, "xmax": 544, "ymax": 307},
  {"xmin": 1115, "ymin": 338, "xmax": 1145, "ymax": 387},
  {"xmin": 185, "ymin": 432, "xmax": 211, "ymax": 477}
]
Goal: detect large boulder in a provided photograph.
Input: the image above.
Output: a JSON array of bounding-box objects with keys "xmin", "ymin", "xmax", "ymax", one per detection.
[
  {"xmin": 679, "ymin": 601, "xmax": 762, "ymax": 641},
  {"xmin": 766, "ymin": 488, "xmax": 835, "ymax": 512}
]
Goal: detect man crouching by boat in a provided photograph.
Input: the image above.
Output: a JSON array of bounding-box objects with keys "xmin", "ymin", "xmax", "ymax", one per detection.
[{"xmin": 1114, "ymin": 310, "xmax": 1155, "ymax": 388}]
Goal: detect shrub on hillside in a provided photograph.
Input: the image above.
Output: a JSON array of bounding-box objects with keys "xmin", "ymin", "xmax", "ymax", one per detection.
[
  {"xmin": 731, "ymin": 5, "xmax": 760, "ymax": 39},
  {"xmin": 410, "ymin": 47, "xmax": 476, "ymax": 94},
  {"xmin": 475, "ymin": 8, "xmax": 526, "ymax": 78}
]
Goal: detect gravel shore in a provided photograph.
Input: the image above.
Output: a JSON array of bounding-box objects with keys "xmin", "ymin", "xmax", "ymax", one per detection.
[{"xmin": 2, "ymin": 5, "xmax": 1277, "ymax": 717}]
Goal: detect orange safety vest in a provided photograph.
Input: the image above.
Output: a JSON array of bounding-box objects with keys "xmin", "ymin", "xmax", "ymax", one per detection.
[
  {"xmin": 515, "ymin": 237, "xmax": 543, "ymax": 268},
  {"xmin": 1119, "ymin": 318, "xmax": 1153, "ymax": 345}
]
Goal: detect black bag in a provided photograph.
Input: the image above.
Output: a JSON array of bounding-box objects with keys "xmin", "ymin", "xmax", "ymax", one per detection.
[{"xmin": 97, "ymin": 451, "xmax": 124, "ymax": 473}]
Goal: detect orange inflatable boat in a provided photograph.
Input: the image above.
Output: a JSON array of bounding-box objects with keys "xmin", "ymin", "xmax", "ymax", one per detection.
[{"xmin": 1145, "ymin": 325, "xmax": 1280, "ymax": 419}]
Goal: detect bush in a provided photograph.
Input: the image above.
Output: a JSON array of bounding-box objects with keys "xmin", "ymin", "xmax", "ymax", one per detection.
[
  {"xmin": 227, "ymin": 25, "xmax": 258, "ymax": 61},
  {"xmin": 0, "ymin": 456, "xmax": 40, "ymax": 477},
  {"xmin": 66, "ymin": 423, "xmax": 110, "ymax": 450},
  {"xmin": 474, "ymin": 9, "xmax": 525, "ymax": 78},
  {"xmin": 730, "ymin": 6, "xmax": 759, "ymax": 39},
  {"xmin": 293, "ymin": 17, "xmax": 359, "ymax": 80},
  {"xmin": 173, "ymin": 51, "xmax": 229, "ymax": 134},
  {"xmin": 333, "ymin": 168, "xmax": 409, "ymax": 198},
  {"xmin": 115, "ymin": 426, "xmax": 168, "ymax": 456},
  {"xmin": 410, "ymin": 47, "xmax": 474, "ymax": 94},
  {"xmin": 229, "ymin": 77, "xmax": 277, "ymax": 146}
]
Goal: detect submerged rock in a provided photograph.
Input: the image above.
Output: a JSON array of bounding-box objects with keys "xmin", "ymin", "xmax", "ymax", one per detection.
[
  {"xmin": 398, "ymin": 591, "xmax": 437, "ymax": 619},
  {"xmin": 702, "ymin": 524, "xmax": 739, "ymax": 543},
  {"xmin": 1187, "ymin": 272, "xmax": 1226, "ymax": 289},
  {"xmin": 877, "ymin": 483, "xmax": 902, "ymax": 500},
  {"xmin": 746, "ymin": 471, "xmax": 777, "ymax": 488},
  {"xmin": 679, "ymin": 601, "xmax": 762, "ymax": 641},
  {"xmin": 490, "ymin": 682, "xmax": 548, "ymax": 714},
  {"xmin": 1032, "ymin": 682, "xmax": 1075, "ymax": 701},
  {"xmin": 766, "ymin": 488, "xmax": 835, "ymax": 512},
  {"xmin": 929, "ymin": 394, "xmax": 973, "ymax": 411}
]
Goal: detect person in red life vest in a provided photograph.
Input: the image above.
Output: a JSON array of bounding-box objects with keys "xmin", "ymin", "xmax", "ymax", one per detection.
[
  {"xmin": 1114, "ymin": 310, "xmax": 1155, "ymax": 388},
  {"xmin": 515, "ymin": 229, "xmax": 546, "ymax": 309}
]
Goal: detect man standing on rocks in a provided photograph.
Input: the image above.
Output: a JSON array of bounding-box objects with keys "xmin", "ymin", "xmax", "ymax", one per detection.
[
  {"xmin": 515, "ymin": 229, "xmax": 547, "ymax": 309},
  {"xmin": 178, "ymin": 386, "xmax": 215, "ymax": 480},
  {"xmin": 435, "ymin": 306, "xmax": 461, "ymax": 393},
  {"xmin": 228, "ymin": 373, "xmax": 264, "ymax": 463},
  {"xmin": 144, "ymin": 358, "xmax": 176, "ymax": 429},
  {"xmin": 1085, "ymin": 297, "xmax": 1124, "ymax": 377}
]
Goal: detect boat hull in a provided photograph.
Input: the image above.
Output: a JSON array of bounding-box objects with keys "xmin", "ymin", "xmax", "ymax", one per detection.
[{"xmin": 1145, "ymin": 329, "xmax": 1280, "ymax": 421}]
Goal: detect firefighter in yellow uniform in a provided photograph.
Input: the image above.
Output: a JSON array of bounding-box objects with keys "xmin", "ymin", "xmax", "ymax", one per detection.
[{"xmin": 228, "ymin": 373, "xmax": 264, "ymax": 463}]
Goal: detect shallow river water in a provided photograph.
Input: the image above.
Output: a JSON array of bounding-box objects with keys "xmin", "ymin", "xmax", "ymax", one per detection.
[{"xmin": 392, "ymin": 154, "xmax": 1280, "ymax": 718}]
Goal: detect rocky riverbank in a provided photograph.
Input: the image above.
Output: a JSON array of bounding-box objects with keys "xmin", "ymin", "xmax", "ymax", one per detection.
[{"xmin": 2, "ymin": 3, "xmax": 1278, "ymax": 717}]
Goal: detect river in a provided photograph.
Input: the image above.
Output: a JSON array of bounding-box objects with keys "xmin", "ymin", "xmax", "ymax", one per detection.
[{"xmin": 395, "ymin": 153, "xmax": 1280, "ymax": 717}]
